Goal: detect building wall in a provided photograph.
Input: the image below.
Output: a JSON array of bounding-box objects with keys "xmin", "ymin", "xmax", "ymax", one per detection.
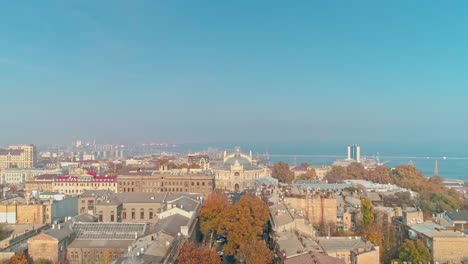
[
  {"xmin": 49, "ymin": 196, "xmax": 78, "ymax": 224},
  {"xmin": 0, "ymin": 145, "xmax": 36, "ymax": 169},
  {"xmin": 25, "ymin": 180, "xmax": 54, "ymax": 192},
  {"xmin": 121, "ymin": 203, "xmax": 162, "ymax": 223},
  {"xmin": 214, "ymin": 168, "xmax": 266, "ymax": 191},
  {"xmin": 432, "ymin": 236, "xmax": 468, "ymax": 263},
  {"xmin": 117, "ymin": 174, "xmax": 214, "ymax": 195},
  {"xmin": 284, "ymin": 196, "xmax": 337, "ymax": 226},
  {"xmin": 95, "ymin": 203, "xmax": 121, "ymax": 222},
  {"xmin": 52, "ymin": 180, "xmax": 118, "ymax": 195},
  {"xmin": 0, "ymin": 204, "xmax": 45, "ymax": 224},
  {"xmin": 67, "ymin": 247, "xmax": 125, "ymax": 264},
  {"xmin": 28, "ymin": 233, "xmax": 60, "ymax": 264},
  {"xmin": 355, "ymin": 247, "xmax": 380, "ymax": 264}
]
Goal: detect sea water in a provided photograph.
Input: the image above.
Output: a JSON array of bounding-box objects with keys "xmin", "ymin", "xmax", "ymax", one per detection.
[{"xmin": 175, "ymin": 141, "xmax": 468, "ymax": 181}]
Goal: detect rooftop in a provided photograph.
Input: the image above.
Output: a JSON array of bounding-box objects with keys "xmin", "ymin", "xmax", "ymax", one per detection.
[
  {"xmin": 411, "ymin": 222, "xmax": 466, "ymax": 238},
  {"xmin": 316, "ymin": 237, "xmax": 376, "ymax": 254},
  {"xmin": 446, "ymin": 210, "xmax": 468, "ymax": 222},
  {"xmin": 68, "ymin": 239, "xmax": 133, "ymax": 249},
  {"xmin": 73, "ymin": 222, "xmax": 147, "ymax": 240}
]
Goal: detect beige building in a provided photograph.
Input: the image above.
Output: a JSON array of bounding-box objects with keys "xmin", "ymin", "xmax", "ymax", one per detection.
[
  {"xmin": 403, "ymin": 222, "xmax": 468, "ymax": 263},
  {"xmin": 1, "ymin": 168, "xmax": 61, "ymax": 185},
  {"xmin": 0, "ymin": 196, "xmax": 78, "ymax": 225},
  {"xmin": 117, "ymin": 171, "xmax": 214, "ymax": 195},
  {"xmin": 0, "ymin": 145, "xmax": 36, "ymax": 169},
  {"xmin": 25, "ymin": 174, "xmax": 58, "ymax": 192},
  {"xmin": 269, "ymin": 203, "xmax": 315, "ymax": 237},
  {"xmin": 211, "ymin": 147, "xmax": 269, "ymax": 192},
  {"xmin": 316, "ymin": 237, "xmax": 380, "ymax": 264},
  {"xmin": 85, "ymin": 192, "xmax": 202, "ymax": 225},
  {"xmin": 53, "ymin": 174, "xmax": 118, "ymax": 195},
  {"xmin": 284, "ymin": 194, "xmax": 338, "ymax": 226}
]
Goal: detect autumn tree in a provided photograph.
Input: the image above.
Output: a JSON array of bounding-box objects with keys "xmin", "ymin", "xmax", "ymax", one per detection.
[
  {"xmin": 178, "ymin": 243, "xmax": 220, "ymax": 264},
  {"xmin": 367, "ymin": 165, "xmax": 392, "ymax": 184},
  {"xmin": 217, "ymin": 195, "xmax": 269, "ymax": 258},
  {"xmin": 360, "ymin": 197, "xmax": 374, "ymax": 229},
  {"xmin": 9, "ymin": 253, "xmax": 31, "ymax": 264},
  {"xmin": 324, "ymin": 166, "xmax": 348, "ymax": 183},
  {"xmin": 239, "ymin": 239, "xmax": 273, "ymax": 264},
  {"xmin": 346, "ymin": 162, "xmax": 367, "ymax": 180},
  {"xmin": 199, "ymin": 192, "xmax": 231, "ymax": 244},
  {"xmin": 297, "ymin": 169, "xmax": 317, "ymax": 181},
  {"xmin": 397, "ymin": 239, "xmax": 431, "ymax": 264},
  {"xmin": 271, "ymin": 162, "xmax": 294, "ymax": 183}
]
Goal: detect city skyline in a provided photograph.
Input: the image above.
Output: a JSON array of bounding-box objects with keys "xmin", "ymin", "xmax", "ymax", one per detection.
[{"xmin": 2, "ymin": 1, "xmax": 468, "ymax": 144}]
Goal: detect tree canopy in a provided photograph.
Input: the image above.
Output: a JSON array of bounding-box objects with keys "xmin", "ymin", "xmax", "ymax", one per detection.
[
  {"xmin": 397, "ymin": 239, "xmax": 431, "ymax": 264},
  {"xmin": 297, "ymin": 169, "xmax": 317, "ymax": 180},
  {"xmin": 9, "ymin": 253, "xmax": 31, "ymax": 264},
  {"xmin": 360, "ymin": 197, "xmax": 374, "ymax": 228},
  {"xmin": 217, "ymin": 195, "xmax": 270, "ymax": 258},
  {"xmin": 199, "ymin": 192, "xmax": 231, "ymax": 235},
  {"xmin": 271, "ymin": 162, "xmax": 294, "ymax": 183},
  {"xmin": 178, "ymin": 242, "xmax": 220, "ymax": 264},
  {"xmin": 239, "ymin": 239, "xmax": 273, "ymax": 264}
]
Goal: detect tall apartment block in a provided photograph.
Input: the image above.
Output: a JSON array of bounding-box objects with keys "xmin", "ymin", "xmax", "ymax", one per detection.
[{"xmin": 0, "ymin": 144, "xmax": 37, "ymax": 169}]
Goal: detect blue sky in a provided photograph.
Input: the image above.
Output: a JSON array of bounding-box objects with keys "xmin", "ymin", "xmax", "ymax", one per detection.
[{"xmin": 1, "ymin": 1, "xmax": 468, "ymax": 145}]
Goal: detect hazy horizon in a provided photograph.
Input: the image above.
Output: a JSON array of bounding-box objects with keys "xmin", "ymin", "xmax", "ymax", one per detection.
[{"xmin": 2, "ymin": 1, "xmax": 468, "ymax": 145}]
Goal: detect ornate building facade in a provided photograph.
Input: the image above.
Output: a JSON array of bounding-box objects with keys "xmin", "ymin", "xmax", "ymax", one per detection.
[{"xmin": 211, "ymin": 147, "xmax": 269, "ymax": 192}]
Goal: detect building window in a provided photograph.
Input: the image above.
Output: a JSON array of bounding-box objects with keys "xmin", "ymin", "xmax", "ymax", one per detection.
[
  {"xmin": 140, "ymin": 211, "xmax": 145, "ymax": 219},
  {"xmin": 131, "ymin": 211, "xmax": 135, "ymax": 220},
  {"xmin": 122, "ymin": 211, "xmax": 126, "ymax": 219},
  {"xmin": 149, "ymin": 211, "xmax": 153, "ymax": 219}
]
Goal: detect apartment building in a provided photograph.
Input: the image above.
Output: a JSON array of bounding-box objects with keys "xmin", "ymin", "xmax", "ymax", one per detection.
[{"xmin": 0, "ymin": 145, "xmax": 37, "ymax": 169}]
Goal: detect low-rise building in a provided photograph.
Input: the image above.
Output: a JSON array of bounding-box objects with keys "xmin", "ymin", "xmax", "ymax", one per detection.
[
  {"xmin": 117, "ymin": 171, "xmax": 214, "ymax": 195},
  {"xmin": 53, "ymin": 174, "xmax": 117, "ymax": 195},
  {"xmin": 25, "ymin": 174, "xmax": 58, "ymax": 192},
  {"xmin": 1, "ymin": 168, "xmax": 61, "ymax": 185},
  {"xmin": 400, "ymin": 221, "xmax": 468, "ymax": 263},
  {"xmin": 315, "ymin": 237, "xmax": 380, "ymax": 264},
  {"xmin": 269, "ymin": 203, "xmax": 315, "ymax": 237},
  {"xmin": 0, "ymin": 195, "xmax": 78, "ymax": 224},
  {"xmin": 28, "ymin": 214, "xmax": 97, "ymax": 264}
]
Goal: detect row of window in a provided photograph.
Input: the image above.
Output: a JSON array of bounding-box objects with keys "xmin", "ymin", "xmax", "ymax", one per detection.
[{"xmin": 55, "ymin": 183, "xmax": 116, "ymax": 187}]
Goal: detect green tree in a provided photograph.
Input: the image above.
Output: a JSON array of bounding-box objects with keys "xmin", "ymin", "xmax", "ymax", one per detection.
[
  {"xmin": 360, "ymin": 197, "xmax": 374, "ymax": 228},
  {"xmin": 33, "ymin": 259, "xmax": 50, "ymax": 264},
  {"xmin": 271, "ymin": 162, "xmax": 294, "ymax": 183},
  {"xmin": 397, "ymin": 239, "xmax": 431, "ymax": 264}
]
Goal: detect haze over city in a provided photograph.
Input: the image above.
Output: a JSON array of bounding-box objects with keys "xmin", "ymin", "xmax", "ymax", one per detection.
[{"xmin": 2, "ymin": 1, "xmax": 468, "ymax": 145}]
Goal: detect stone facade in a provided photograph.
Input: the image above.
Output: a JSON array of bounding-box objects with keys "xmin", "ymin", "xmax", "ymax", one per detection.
[
  {"xmin": 53, "ymin": 175, "xmax": 118, "ymax": 195},
  {"xmin": 211, "ymin": 147, "xmax": 269, "ymax": 192},
  {"xmin": 431, "ymin": 236, "xmax": 468, "ymax": 263},
  {"xmin": 0, "ymin": 145, "xmax": 36, "ymax": 169},
  {"xmin": 28, "ymin": 233, "xmax": 62, "ymax": 264},
  {"xmin": 117, "ymin": 172, "xmax": 214, "ymax": 195},
  {"xmin": 284, "ymin": 195, "xmax": 338, "ymax": 226}
]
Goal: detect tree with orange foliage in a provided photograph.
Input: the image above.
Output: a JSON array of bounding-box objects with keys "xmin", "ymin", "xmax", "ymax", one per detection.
[
  {"xmin": 217, "ymin": 195, "xmax": 269, "ymax": 257},
  {"xmin": 239, "ymin": 239, "xmax": 273, "ymax": 264},
  {"xmin": 272, "ymin": 162, "xmax": 294, "ymax": 183},
  {"xmin": 297, "ymin": 169, "xmax": 317, "ymax": 180},
  {"xmin": 9, "ymin": 253, "xmax": 31, "ymax": 264},
  {"xmin": 177, "ymin": 242, "xmax": 220, "ymax": 264},
  {"xmin": 199, "ymin": 192, "xmax": 231, "ymax": 237}
]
